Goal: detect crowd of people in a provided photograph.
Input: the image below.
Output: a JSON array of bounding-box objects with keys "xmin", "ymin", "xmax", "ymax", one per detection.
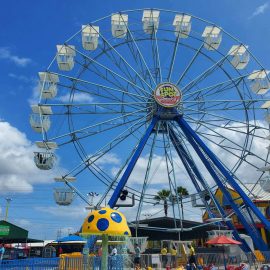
[{"xmin": 159, "ymin": 243, "xmax": 197, "ymax": 269}]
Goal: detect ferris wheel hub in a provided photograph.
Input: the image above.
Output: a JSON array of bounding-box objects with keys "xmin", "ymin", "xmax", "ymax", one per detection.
[{"xmin": 153, "ymin": 82, "xmax": 182, "ymax": 108}]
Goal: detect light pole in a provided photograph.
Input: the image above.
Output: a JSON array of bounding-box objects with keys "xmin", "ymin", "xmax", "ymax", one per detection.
[
  {"xmin": 5, "ymin": 198, "xmax": 12, "ymax": 221},
  {"xmin": 87, "ymin": 192, "xmax": 99, "ymax": 206}
]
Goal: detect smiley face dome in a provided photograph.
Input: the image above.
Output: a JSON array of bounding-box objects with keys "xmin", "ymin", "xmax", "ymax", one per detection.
[{"xmin": 81, "ymin": 207, "xmax": 131, "ymax": 236}]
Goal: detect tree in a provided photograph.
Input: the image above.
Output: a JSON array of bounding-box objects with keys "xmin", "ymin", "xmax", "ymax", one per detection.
[
  {"xmin": 176, "ymin": 186, "xmax": 189, "ymax": 220},
  {"xmin": 154, "ymin": 189, "xmax": 171, "ymax": 217}
]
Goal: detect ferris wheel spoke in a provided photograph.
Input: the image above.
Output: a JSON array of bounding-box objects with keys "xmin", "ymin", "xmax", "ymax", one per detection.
[
  {"xmin": 47, "ymin": 107, "xmax": 148, "ymax": 142},
  {"xmin": 67, "ymin": 45, "xmax": 152, "ymax": 97},
  {"xmin": 184, "ymin": 98, "xmax": 266, "ymax": 112},
  {"xmin": 164, "ymin": 123, "xmax": 183, "ymax": 222},
  {"xmin": 175, "ymin": 43, "xmax": 204, "ymax": 86},
  {"xmin": 167, "ymin": 33, "xmax": 181, "ymax": 82},
  {"xmin": 181, "ymin": 51, "xmax": 235, "ymax": 95},
  {"xmin": 135, "ymin": 123, "xmax": 159, "ymax": 227},
  {"xmin": 97, "ymin": 29, "xmax": 153, "ymax": 90},
  {"xmin": 185, "ymin": 114, "xmax": 262, "ymax": 158},
  {"xmin": 66, "ymin": 114, "xmax": 150, "ymax": 177},
  {"xmin": 97, "ymin": 124, "xmax": 158, "ymax": 207},
  {"xmin": 122, "ymin": 15, "xmax": 157, "ymax": 87},
  {"xmin": 50, "ymin": 71, "xmax": 149, "ymax": 101},
  {"xmin": 73, "ymin": 57, "xmax": 148, "ymax": 102},
  {"xmin": 184, "ymin": 73, "xmax": 252, "ymax": 100},
  {"xmin": 186, "ymin": 116, "xmax": 269, "ymax": 170},
  {"xmin": 184, "ymin": 107, "xmax": 268, "ymax": 137},
  {"xmin": 99, "ymin": 46, "xmax": 148, "ymax": 92},
  {"xmin": 173, "ymin": 119, "xmax": 248, "ymax": 176},
  {"xmin": 152, "ymin": 30, "xmax": 163, "ymax": 83},
  {"xmin": 45, "ymin": 97, "xmax": 150, "ymax": 115},
  {"xmin": 61, "ymin": 115, "xmax": 150, "ymax": 146}
]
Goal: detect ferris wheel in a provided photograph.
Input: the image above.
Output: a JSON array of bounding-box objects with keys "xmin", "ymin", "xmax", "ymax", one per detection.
[{"xmin": 30, "ymin": 9, "xmax": 270, "ymax": 252}]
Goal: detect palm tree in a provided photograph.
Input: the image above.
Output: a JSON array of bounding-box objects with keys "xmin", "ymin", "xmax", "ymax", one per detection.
[
  {"xmin": 154, "ymin": 189, "xmax": 171, "ymax": 217},
  {"xmin": 176, "ymin": 186, "xmax": 189, "ymax": 220}
]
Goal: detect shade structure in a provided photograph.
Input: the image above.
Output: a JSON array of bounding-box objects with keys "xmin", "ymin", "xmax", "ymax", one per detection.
[
  {"xmin": 206, "ymin": 235, "xmax": 242, "ymax": 245},
  {"xmin": 206, "ymin": 235, "xmax": 242, "ymax": 269},
  {"xmin": 57, "ymin": 235, "xmax": 85, "ymax": 242}
]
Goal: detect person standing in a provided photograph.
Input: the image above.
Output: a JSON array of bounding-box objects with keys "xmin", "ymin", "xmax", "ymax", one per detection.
[
  {"xmin": 160, "ymin": 246, "xmax": 168, "ymax": 268},
  {"xmin": 111, "ymin": 246, "xmax": 117, "ymax": 256},
  {"xmin": 134, "ymin": 243, "xmax": 141, "ymax": 269},
  {"xmin": 0, "ymin": 244, "xmax": 5, "ymax": 262},
  {"xmin": 110, "ymin": 246, "xmax": 118, "ymax": 270},
  {"xmin": 171, "ymin": 245, "xmax": 177, "ymax": 268},
  {"xmin": 187, "ymin": 244, "xmax": 196, "ymax": 269}
]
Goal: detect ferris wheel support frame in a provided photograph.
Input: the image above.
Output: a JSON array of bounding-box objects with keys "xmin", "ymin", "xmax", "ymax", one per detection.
[
  {"xmin": 108, "ymin": 111, "xmax": 270, "ymax": 251},
  {"xmin": 169, "ymin": 126, "xmax": 251, "ymax": 253},
  {"xmin": 177, "ymin": 116, "xmax": 270, "ymax": 251}
]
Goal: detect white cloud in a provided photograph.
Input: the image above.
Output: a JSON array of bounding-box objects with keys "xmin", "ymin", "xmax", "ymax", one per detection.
[
  {"xmin": 57, "ymin": 92, "xmax": 93, "ymax": 103},
  {"xmin": 95, "ymin": 153, "xmax": 121, "ymax": 166},
  {"xmin": 0, "ymin": 47, "xmax": 32, "ymax": 67},
  {"xmin": 28, "ymin": 81, "xmax": 40, "ymax": 105},
  {"xmin": 0, "ymin": 121, "xmax": 58, "ymax": 193},
  {"xmin": 250, "ymin": 2, "xmax": 269, "ymax": 18}
]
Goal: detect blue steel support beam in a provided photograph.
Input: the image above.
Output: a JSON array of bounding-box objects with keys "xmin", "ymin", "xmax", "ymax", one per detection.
[
  {"xmin": 108, "ymin": 116, "xmax": 159, "ymax": 208},
  {"xmin": 176, "ymin": 116, "xmax": 269, "ymax": 251},
  {"xmin": 169, "ymin": 126, "xmax": 251, "ymax": 252},
  {"xmin": 169, "ymin": 128, "xmax": 215, "ymax": 219},
  {"xmin": 176, "ymin": 116, "xmax": 270, "ymax": 231}
]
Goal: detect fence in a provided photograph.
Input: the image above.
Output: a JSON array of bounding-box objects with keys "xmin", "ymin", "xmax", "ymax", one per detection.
[
  {"xmin": 1, "ymin": 252, "xmax": 270, "ymax": 270},
  {"xmin": 0, "ymin": 257, "xmax": 60, "ymax": 269}
]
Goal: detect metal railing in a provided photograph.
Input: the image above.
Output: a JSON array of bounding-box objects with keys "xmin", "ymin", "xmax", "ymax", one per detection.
[{"xmin": 1, "ymin": 252, "xmax": 270, "ymax": 269}]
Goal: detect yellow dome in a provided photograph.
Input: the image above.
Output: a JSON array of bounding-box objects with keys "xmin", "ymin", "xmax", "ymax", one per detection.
[{"xmin": 81, "ymin": 207, "xmax": 131, "ymax": 236}]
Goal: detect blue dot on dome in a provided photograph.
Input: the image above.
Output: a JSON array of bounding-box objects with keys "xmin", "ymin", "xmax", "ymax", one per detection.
[
  {"xmin": 99, "ymin": 210, "xmax": 107, "ymax": 214},
  {"xmin": 124, "ymin": 231, "xmax": 129, "ymax": 235},
  {"xmin": 111, "ymin": 212, "xmax": 122, "ymax": 223},
  {"xmin": 97, "ymin": 218, "xmax": 109, "ymax": 231},
  {"xmin": 88, "ymin": 215, "xmax": 94, "ymax": 223}
]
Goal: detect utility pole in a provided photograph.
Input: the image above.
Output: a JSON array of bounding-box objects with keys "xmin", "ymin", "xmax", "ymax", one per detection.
[{"xmin": 5, "ymin": 198, "xmax": 12, "ymax": 221}]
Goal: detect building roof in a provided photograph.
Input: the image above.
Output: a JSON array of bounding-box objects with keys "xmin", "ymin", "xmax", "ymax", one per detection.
[
  {"xmin": 0, "ymin": 220, "xmax": 28, "ymax": 242},
  {"xmin": 241, "ymin": 183, "xmax": 270, "ymax": 201},
  {"xmin": 129, "ymin": 216, "xmax": 224, "ymax": 241},
  {"xmin": 227, "ymin": 183, "xmax": 270, "ymax": 201}
]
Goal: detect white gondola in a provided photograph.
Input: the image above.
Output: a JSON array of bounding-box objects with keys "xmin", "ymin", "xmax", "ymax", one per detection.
[
  {"xmin": 111, "ymin": 14, "xmax": 128, "ymax": 38},
  {"xmin": 82, "ymin": 25, "xmax": 99, "ymax": 50},
  {"xmin": 38, "ymin": 72, "xmax": 59, "ymax": 99},
  {"xmin": 30, "ymin": 114, "xmax": 51, "ymax": 133},
  {"xmin": 265, "ymin": 113, "xmax": 270, "ymax": 123},
  {"xmin": 248, "ymin": 70, "xmax": 270, "ymax": 95},
  {"xmin": 228, "ymin": 45, "xmax": 249, "ymax": 70},
  {"xmin": 54, "ymin": 176, "xmax": 76, "ymax": 182},
  {"xmin": 56, "ymin": 45, "xmax": 76, "ymax": 71},
  {"xmin": 31, "ymin": 105, "xmax": 53, "ymax": 115},
  {"xmin": 173, "ymin": 14, "xmax": 191, "ymax": 38},
  {"xmin": 260, "ymin": 176, "xmax": 270, "ymax": 192},
  {"xmin": 54, "ymin": 188, "xmax": 75, "ymax": 206},
  {"xmin": 30, "ymin": 105, "xmax": 52, "ymax": 133},
  {"xmin": 34, "ymin": 151, "xmax": 55, "ymax": 170},
  {"xmin": 202, "ymin": 26, "xmax": 222, "ymax": 50},
  {"xmin": 35, "ymin": 141, "xmax": 58, "ymax": 150},
  {"xmin": 142, "ymin": 10, "xmax": 160, "ymax": 34}
]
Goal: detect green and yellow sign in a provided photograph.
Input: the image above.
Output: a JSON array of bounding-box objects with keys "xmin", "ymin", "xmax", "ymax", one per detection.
[{"xmin": 0, "ymin": 225, "xmax": 10, "ymax": 236}]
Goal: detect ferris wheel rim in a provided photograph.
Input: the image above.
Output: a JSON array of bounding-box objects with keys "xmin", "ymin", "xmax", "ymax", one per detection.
[{"xmin": 34, "ymin": 8, "xmax": 270, "ymax": 208}]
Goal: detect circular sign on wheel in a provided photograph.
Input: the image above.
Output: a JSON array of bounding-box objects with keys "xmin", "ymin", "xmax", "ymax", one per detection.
[{"xmin": 154, "ymin": 83, "xmax": 182, "ymax": 108}]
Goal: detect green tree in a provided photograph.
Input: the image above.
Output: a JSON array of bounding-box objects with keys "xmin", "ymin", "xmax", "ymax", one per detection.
[
  {"xmin": 154, "ymin": 189, "xmax": 171, "ymax": 217},
  {"xmin": 177, "ymin": 186, "xmax": 189, "ymax": 220}
]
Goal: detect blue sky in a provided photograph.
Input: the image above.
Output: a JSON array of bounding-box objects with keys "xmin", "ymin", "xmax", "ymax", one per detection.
[{"xmin": 0, "ymin": 0, "xmax": 270, "ymax": 240}]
